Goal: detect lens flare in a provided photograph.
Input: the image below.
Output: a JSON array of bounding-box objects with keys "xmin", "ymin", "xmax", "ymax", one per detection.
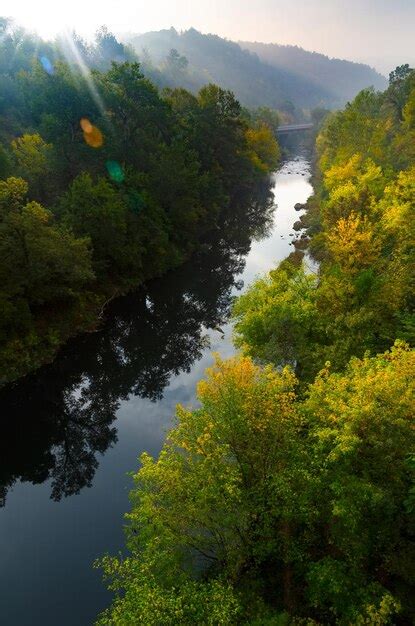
[
  {"xmin": 80, "ymin": 118, "xmax": 103, "ymax": 148},
  {"xmin": 80, "ymin": 118, "xmax": 93, "ymax": 133},
  {"xmin": 106, "ymin": 161, "xmax": 125, "ymax": 183},
  {"xmin": 40, "ymin": 56, "xmax": 54, "ymax": 75}
]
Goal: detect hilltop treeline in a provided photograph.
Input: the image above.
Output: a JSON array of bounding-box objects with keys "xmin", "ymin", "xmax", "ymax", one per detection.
[
  {"xmin": 241, "ymin": 40, "xmax": 387, "ymax": 106},
  {"xmin": 126, "ymin": 28, "xmax": 387, "ymax": 111},
  {"xmin": 98, "ymin": 68, "xmax": 415, "ymax": 624},
  {"xmin": 0, "ymin": 19, "xmax": 279, "ymax": 384}
]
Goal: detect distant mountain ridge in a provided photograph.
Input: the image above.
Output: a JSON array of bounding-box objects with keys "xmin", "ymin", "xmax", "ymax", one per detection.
[
  {"xmin": 240, "ymin": 40, "xmax": 387, "ymax": 104},
  {"xmin": 124, "ymin": 28, "xmax": 387, "ymax": 110}
]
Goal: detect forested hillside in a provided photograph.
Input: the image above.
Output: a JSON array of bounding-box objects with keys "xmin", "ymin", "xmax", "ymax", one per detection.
[
  {"xmin": 99, "ymin": 67, "xmax": 415, "ymax": 624},
  {"xmin": 0, "ymin": 18, "xmax": 279, "ymax": 385},
  {"xmin": 125, "ymin": 28, "xmax": 386, "ymax": 110},
  {"xmin": 241, "ymin": 40, "xmax": 387, "ymax": 105},
  {"xmin": 235, "ymin": 64, "xmax": 415, "ymax": 381}
]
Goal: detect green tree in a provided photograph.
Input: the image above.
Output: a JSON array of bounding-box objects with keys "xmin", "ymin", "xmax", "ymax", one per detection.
[
  {"xmin": 59, "ymin": 173, "xmax": 140, "ymax": 279},
  {"xmin": 94, "ymin": 26, "xmax": 127, "ymax": 66},
  {"xmin": 98, "ymin": 344, "xmax": 415, "ymax": 624},
  {"xmin": 164, "ymin": 48, "xmax": 189, "ymax": 78},
  {"xmin": 0, "ymin": 177, "xmax": 93, "ymax": 380},
  {"xmin": 97, "ymin": 355, "xmax": 306, "ymax": 622},
  {"xmin": 245, "ymin": 123, "xmax": 281, "ymax": 173},
  {"xmin": 303, "ymin": 341, "xmax": 414, "ymax": 623},
  {"xmin": 0, "ymin": 177, "xmax": 93, "ymax": 307},
  {"xmin": 11, "ymin": 133, "xmax": 53, "ymax": 199},
  {"xmin": 0, "ymin": 143, "xmax": 11, "ymax": 178},
  {"xmin": 387, "ymin": 64, "xmax": 415, "ymax": 121},
  {"xmin": 97, "ymin": 61, "xmax": 171, "ymax": 170},
  {"xmin": 233, "ymin": 262, "xmax": 321, "ymax": 381}
]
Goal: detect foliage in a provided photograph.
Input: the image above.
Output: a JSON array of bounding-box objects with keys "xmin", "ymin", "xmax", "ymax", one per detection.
[
  {"xmin": 98, "ymin": 343, "xmax": 415, "ymax": 623},
  {"xmin": 0, "ymin": 177, "xmax": 94, "ymax": 381},
  {"xmin": 233, "ymin": 263, "xmax": 321, "ymax": 380},
  {"xmin": 11, "ymin": 133, "xmax": 53, "ymax": 199},
  {"xmin": 302, "ymin": 341, "xmax": 415, "ymax": 622},
  {"xmin": 234, "ymin": 68, "xmax": 415, "ymax": 379},
  {"xmin": 127, "ymin": 28, "xmax": 386, "ymax": 110},
  {"xmin": 89, "ymin": 62, "xmax": 415, "ymax": 625},
  {"xmin": 0, "ymin": 23, "xmax": 279, "ymax": 384},
  {"xmin": 246, "ymin": 124, "xmax": 281, "ymax": 173}
]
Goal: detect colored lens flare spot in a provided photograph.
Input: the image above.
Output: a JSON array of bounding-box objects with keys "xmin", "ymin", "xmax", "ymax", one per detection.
[
  {"xmin": 40, "ymin": 56, "xmax": 54, "ymax": 75},
  {"xmin": 80, "ymin": 118, "xmax": 104, "ymax": 148},
  {"xmin": 106, "ymin": 161, "xmax": 125, "ymax": 183},
  {"xmin": 80, "ymin": 118, "xmax": 93, "ymax": 133}
]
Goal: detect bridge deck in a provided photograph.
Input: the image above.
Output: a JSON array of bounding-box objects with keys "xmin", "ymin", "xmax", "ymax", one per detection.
[{"xmin": 277, "ymin": 123, "xmax": 314, "ymax": 134}]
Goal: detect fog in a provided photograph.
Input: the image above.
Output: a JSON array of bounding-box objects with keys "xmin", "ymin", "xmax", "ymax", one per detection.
[{"xmin": 2, "ymin": 0, "xmax": 414, "ymax": 74}]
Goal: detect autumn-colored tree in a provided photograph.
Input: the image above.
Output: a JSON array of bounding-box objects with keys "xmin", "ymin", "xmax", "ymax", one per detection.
[
  {"xmin": 11, "ymin": 133, "xmax": 53, "ymax": 197},
  {"xmin": 246, "ymin": 67, "xmax": 415, "ymax": 377},
  {"xmin": 0, "ymin": 177, "xmax": 93, "ymax": 381},
  {"xmin": 303, "ymin": 341, "xmax": 415, "ymax": 623},
  {"xmin": 245, "ymin": 123, "xmax": 281, "ymax": 173},
  {"xmin": 98, "ymin": 344, "xmax": 415, "ymax": 624}
]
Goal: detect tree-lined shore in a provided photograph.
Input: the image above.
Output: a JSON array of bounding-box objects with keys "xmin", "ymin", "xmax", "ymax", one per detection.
[
  {"xmin": 0, "ymin": 19, "xmax": 279, "ymax": 385},
  {"xmin": 98, "ymin": 67, "xmax": 415, "ymax": 624}
]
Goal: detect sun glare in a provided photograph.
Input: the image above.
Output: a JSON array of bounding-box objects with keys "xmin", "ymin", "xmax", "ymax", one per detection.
[{"xmin": 3, "ymin": 0, "xmax": 98, "ymax": 39}]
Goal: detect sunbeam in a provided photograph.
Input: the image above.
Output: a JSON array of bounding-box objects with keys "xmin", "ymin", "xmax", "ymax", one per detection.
[{"xmin": 59, "ymin": 29, "xmax": 106, "ymax": 115}]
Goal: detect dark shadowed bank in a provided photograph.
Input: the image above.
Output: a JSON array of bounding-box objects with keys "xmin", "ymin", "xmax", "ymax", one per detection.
[{"xmin": 0, "ymin": 18, "xmax": 280, "ymax": 385}]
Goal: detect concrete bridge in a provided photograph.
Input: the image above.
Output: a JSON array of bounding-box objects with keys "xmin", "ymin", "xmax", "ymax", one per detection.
[{"xmin": 276, "ymin": 123, "xmax": 314, "ymax": 134}]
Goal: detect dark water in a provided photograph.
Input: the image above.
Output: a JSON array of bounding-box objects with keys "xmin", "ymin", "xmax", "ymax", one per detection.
[{"xmin": 0, "ymin": 157, "xmax": 312, "ymax": 626}]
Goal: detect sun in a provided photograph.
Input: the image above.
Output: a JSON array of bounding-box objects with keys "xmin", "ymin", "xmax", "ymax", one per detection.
[{"xmin": 3, "ymin": 0, "xmax": 98, "ymax": 39}]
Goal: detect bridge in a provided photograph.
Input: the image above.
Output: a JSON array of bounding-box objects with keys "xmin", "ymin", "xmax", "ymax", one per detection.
[{"xmin": 276, "ymin": 123, "xmax": 314, "ymax": 134}]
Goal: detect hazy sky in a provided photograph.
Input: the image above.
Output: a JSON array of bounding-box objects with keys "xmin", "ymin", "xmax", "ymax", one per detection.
[{"xmin": 3, "ymin": 0, "xmax": 414, "ymax": 74}]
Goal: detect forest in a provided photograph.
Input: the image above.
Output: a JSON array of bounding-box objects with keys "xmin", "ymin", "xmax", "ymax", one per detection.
[
  {"xmin": 240, "ymin": 40, "xmax": 387, "ymax": 105},
  {"xmin": 97, "ymin": 67, "xmax": 415, "ymax": 624},
  {"xmin": 125, "ymin": 28, "xmax": 386, "ymax": 110},
  {"xmin": 0, "ymin": 10, "xmax": 414, "ymax": 626},
  {"xmin": 0, "ymin": 18, "xmax": 279, "ymax": 384}
]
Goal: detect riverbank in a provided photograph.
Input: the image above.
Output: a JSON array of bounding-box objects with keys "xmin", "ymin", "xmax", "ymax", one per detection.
[
  {"xmin": 0, "ymin": 154, "xmax": 312, "ymax": 626},
  {"xmin": 0, "ymin": 175, "xmax": 275, "ymax": 389}
]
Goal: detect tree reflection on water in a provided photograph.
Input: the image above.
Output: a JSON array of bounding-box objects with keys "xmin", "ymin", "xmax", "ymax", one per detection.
[{"xmin": 0, "ymin": 181, "xmax": 274, "ymax": 506}]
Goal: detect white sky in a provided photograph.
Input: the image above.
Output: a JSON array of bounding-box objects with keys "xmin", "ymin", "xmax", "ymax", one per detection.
[{"xmin": 2, "ymin": 0, "xmax": 414, "ymax": 74}]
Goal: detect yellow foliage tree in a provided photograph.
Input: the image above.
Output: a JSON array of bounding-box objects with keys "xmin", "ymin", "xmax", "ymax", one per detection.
[
  {"xmin": 327, "ymin": 212, "xmax": 381, "ymax": 273},
  {"xmin": 245, "ymin": 123, "xmax": 280, "ymax": 173}
]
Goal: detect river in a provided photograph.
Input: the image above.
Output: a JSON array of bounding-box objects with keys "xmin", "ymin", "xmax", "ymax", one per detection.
[{"xmin": 0, "ymin": 155, "xmax": 313, "ymax": 625}]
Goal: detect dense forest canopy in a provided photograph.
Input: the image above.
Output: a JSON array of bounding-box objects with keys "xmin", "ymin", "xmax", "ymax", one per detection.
[
  {"xmin": 98, "ymin": 68, "xmax": 415, "ymax": 624},
  {"xmin": 125, "ymin": 27, "xmax": 387, "ymax": 110},
  {"xmin": 234, "ymin": 64, "xmax": 415, "ymax": 381},
  {"xmin": 0, "ymin": 17, "xmax": 279, "ymax": 385},
  {"xmin": 0, "ymin": 178, "xmax": 275, "ymax": 508},
  {"xmin": 1, "ymin": 13, "xmax": 414, "ymax": 625},
  {"xmin": 240, "ymin": 40, "xmax": 387, "ymax": 105},
  {"xmin": 98, "ymin": 344, "xmax": 414, "ymax": 625}
]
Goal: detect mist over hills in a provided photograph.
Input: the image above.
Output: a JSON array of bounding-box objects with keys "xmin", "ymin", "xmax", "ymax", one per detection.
[
  {"xmin": 124, "ymin": 28, "xmax": 387, "ymax": 110},
  {"xmin": 240, "ymin": 40, "xmax": 387, "ymax": 104}
]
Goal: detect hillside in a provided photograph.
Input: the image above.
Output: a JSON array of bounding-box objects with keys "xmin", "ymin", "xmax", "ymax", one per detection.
[
  {"xmin": 125, "ymin": 28, "xmax": 336, "ymax": 110},
  {"xmin": 125, "ymin": 28, "xmax": 387, "ymax": 110},
  {"xmin": 240, "ymin": 40, "xmax": 387, "ymax": 103}
]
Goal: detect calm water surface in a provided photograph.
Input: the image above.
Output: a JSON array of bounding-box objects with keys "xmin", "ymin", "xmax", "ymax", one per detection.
[{"xmin": 0, "ymin": 156, "xmax": 313, "ymax": 625}]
